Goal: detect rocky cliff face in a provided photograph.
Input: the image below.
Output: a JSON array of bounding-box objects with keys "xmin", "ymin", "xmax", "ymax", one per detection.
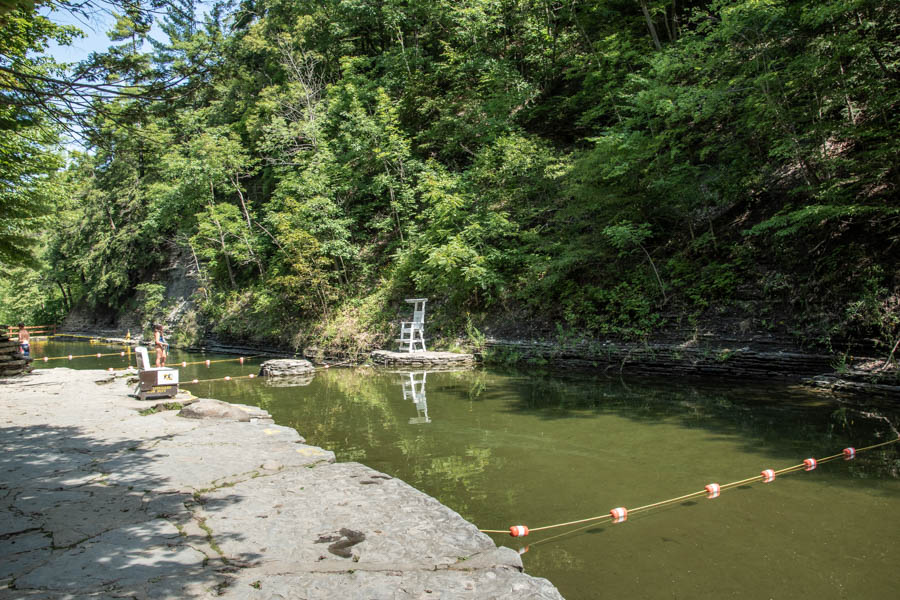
[{"xmin": 62, "ymin": 249, "xmax": 200, "ymax": 338}]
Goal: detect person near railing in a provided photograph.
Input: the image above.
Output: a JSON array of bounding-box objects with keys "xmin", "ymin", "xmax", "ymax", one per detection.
[{"xmin": 17, "ymin": 323, "xmax": 30, "ymax": 358}]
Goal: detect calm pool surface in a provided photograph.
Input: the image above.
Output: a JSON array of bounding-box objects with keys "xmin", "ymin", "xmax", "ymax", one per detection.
[{"xmin": 33, "ymin": 341, "xmax": 900, "ymax": 599}]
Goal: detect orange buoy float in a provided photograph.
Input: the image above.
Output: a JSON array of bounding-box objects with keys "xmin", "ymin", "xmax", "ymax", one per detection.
[
  {"xmin": 96, "ymin": 353, "xmax": 102, "ymax": 358},
  {"xmin": 761, "ymin": 469, "xmax": 775, "ymax": 482},
  {"xmin": 43, "ymin": 357, "xmax": 48, "ymax": 362},
  {"xmin": 68, "ymin": 355, "xmax": 73, "ymax": 360},
  {"xmin": 610, "ymin": 507, "xmax": 628, "ymax": 523},
  {"xmin": 803, "ymin": 458, "xmax": 817, "ymax": 471},
  {"xmin": 843, "ymin": 447, "xmax": 856, "ymax": 460},
  {"xmin": 509, "ymin": 525, "xmax": 529, "ymax": 537},
  {"xmin": 205, "ymin": 359, "xmax": 211, "ymax": 366},
  {"xmin": 705, "ymin": 483, "xmax": 720, "ymax": 499},
  {"xmin": 239, "ymin": 357, "xmax": 244, "ymax": 364},
  {"xmin": 224, "ymin": 376, "xmax": 231, "ymax": 381},
  {"xmin": 518, "ymin": 546, "xmax": 530, "ymax": 555},
  {"xmin": 182, "ymin": 361, "xmax": 187, "ymax": 367}
]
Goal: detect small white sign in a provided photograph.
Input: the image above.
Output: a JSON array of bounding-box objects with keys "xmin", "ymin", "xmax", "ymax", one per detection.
[{"xmin": 156, "ymin": 369, "xmax": 180, "ymax": 385}]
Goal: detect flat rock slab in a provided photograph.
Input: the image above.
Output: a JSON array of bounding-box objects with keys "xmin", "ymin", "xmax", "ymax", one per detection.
[
  {"xmin": 0, "ymin": 368, "xmax": 563, "ymax": 600},
  {"xmin": 221, "ymin": 567, "xmax": 565, "ymax": 600},
  {"xmin": 98, "ymin": 421, "xmax": 332, "ymax": 492},
  {"xmin": 178, "ymin": 398, "xmax": 273, "ymax": 422},
  {"xmin": 370, "ymin": 350, "xmax": 475, "ymax": 368},
  {"xmin": 259, "ymin": 359, "xmax": 315, "ymax": 377},
  {"xmin": 14, "ymin": 519, "xmax": 209, "ymax": 595},
  {"xmin": 203, "ymin": 462, "xmax": 495, "ymax": 568}
]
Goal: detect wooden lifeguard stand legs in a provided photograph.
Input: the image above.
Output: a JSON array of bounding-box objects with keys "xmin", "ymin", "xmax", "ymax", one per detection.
[
  {"xmin": 398, "ymin": 298, "xmax": 428, "ymax": 353},
  {"xmin": 399, "ymin": 324, "xmax": 426, "ymax": 352}
]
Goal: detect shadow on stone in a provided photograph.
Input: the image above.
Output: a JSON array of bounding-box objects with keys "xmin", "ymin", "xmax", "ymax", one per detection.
[{"xmin": 0, "ymin": 423, "xmax": 262, "ymax": 597}]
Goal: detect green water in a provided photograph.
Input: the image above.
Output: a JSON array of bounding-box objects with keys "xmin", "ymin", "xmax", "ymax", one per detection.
[{"xmin": 34, "ymin": 341, "xmax": 900, "ymax": 599}]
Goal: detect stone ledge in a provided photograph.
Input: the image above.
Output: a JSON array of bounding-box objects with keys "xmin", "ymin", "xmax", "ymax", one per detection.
[
  {"xmin": 259, "ymin": 358, "xmax": 316, "ymax": 377},
  {"xmin": 370, "ymin": 350, "xmax": 475, "ymax": 368}
]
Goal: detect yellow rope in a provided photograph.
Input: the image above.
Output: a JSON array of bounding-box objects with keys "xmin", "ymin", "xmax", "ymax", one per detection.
[
  {"xmin": 528, "ymin": 520, "xmax": 604, "ymax": 549},
  {"xmin": 39, "ymin": 351, "xmax": 132, "ymax": 361},
  {"xmin": 48, "ymin": 334, "xmax": 133, "ymax": 345},
  {"xmin": 176, "ymin": 356, "xmax": 258, "ymax": 367},
  {"xmin": 181, "ymin": 374, "xmax": 258, "ymax": 384},
  {"xmin": 479, "ymin": 437, "xmax": 899, "ymax": 536},
  {"xmin": 41, "ymin": 354, "xmax": 257, "ymax": 370}
]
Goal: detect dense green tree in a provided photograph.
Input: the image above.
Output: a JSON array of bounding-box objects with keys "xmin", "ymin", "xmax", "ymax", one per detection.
[{"xmin": 2, "ymin": 0, "xmax": 897, "ymax": 354}]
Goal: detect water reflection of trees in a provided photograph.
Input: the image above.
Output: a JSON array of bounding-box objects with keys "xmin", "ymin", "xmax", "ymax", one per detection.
[
  {"xmin": 210, "ymin": 367, "xmax": 899, "ymax": 497},
  {"xmin": 220, "ymin": 368, "xmax": 500, "ymax": 514},
  {"xmin": 488, "ymin": 369, "xmax": 900, "ymax": 480}
]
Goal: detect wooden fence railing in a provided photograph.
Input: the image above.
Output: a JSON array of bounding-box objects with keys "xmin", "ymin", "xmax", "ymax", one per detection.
[{"xmin": 5, "ymin": 325, "xmax": 57, "ymax": 337}]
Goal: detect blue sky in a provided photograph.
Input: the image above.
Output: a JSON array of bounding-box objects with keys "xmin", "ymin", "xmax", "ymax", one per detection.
[
  {"xmin": 42, "ymin": 4, "xmax": 119, "ymax": 63},
  {"xmin": 36, "ymin": 4, "xmax": 177, "ymax": 151},
  {"xmin": 40, "ymin": 3, "xmax": 170, "ymax": 64}
]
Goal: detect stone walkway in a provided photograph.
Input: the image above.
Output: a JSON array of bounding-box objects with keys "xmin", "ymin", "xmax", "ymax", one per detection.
[{"xmin": 1, "ymin": 369, "xmax": 563, "ymax": 599}]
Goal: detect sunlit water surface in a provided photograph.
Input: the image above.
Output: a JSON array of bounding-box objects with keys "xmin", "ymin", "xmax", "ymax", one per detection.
[{"xmin": 33, "ymin": 341, "xmax": 900, "ymax": 599}]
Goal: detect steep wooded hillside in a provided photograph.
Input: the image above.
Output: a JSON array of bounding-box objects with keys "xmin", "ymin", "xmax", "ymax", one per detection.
[{"xmin": 1, "ymin": 0, "xmax": 897, "ymax": 360}]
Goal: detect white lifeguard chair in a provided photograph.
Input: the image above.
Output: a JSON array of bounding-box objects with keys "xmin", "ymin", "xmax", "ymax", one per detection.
[
  {"xmin": 402, "ymin": 371, "xmax": 430, "ymax": 424},
  {"xmin": 397, "ymin": 298, "xmax": 427, "ymax": 353},
  {"xmin": 133, "ymin": 346, "xmax": 179, "ymax": 400}
]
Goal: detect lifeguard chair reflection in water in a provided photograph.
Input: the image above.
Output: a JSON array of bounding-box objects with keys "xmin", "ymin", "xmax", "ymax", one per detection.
[{"xmin": 133, "ymin": 346, "xmax": 179, "ymax": 400}]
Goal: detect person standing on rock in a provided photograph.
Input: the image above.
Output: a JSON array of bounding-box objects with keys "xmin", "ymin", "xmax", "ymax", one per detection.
[
  {"xmin": 17, "ymin": 323, "xmax": 30, "ymax": 358},
  {"xmin": 153, "ymin": 323, "xmax": 168, "ymax": 367}
]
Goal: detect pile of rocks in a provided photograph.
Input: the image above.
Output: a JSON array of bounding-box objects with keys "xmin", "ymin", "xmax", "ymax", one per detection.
[{"xmin": 0, "ymin": 327, "xmax": 32, "ymax": 376}]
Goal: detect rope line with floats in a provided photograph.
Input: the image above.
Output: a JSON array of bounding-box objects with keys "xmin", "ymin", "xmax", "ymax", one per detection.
[
  {"xmin": 39, "ymin": 351, "xmax": 132, "ymax": 362},
  {"xmin": 34, "ymin": 354, "xmax": 257, "ymax": 369},
  {"xmin": 479, "ymin": 437, "xmax": 900, "ymax": 538},
  {"xmin": 45, "ymin": 333, "xmax": 133, "ymax": 345},
  {"xmin": 180, "ymin": 373, "xmax": 259, "ymax": 384},
  {"xmin": 34, "ymin": 332, "xmax": 258, "ymax": 368}
]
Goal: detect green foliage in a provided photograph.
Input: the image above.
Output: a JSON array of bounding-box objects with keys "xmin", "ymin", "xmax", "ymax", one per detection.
[
  {"xmin": 134, "ymin": 283, "xmax": 166, "ymax": 326},
  {"xmin": 3, "ymin": 0, "xmax": 898, "ymax": 356},
  {"xmin": 0, "ymin": 6, "xmax": 73, "ymax": 271},
  {"xmin": 0, "ymin": 264, "xmax": 66, "ymax": 325},
  {"xmin": 464, "ymin": 313, "xmax": 486, "ymax": 352},
  {"xmin": 603, "ymin": 222, "xmax": 653, "ymax": 254}
]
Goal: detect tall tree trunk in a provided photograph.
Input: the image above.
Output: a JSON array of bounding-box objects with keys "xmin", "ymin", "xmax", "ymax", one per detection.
[
  {"xmin": 230, "ymin": 174, "xmax": 253, "ymax": 231},
  {"xmin": 671, "ymin": 0, "xmax": 679, "ymax": 40},
  {"xmin": 856, "ymin": 11, "xmax": 899, "ymax": 81},
  {"xmin": 209, "ymin": 182, "xmax": 236, "ymax": 289},
  {"xmin": 104, "ymin": 198, "xmax": 116, "ymax": 231},
  {"xmin": 639, "ymin": 0, "xmax": 663, "ymax": 51},
  {"xmin": 56, "ymin": 281, "xmax": 70, "ymax": 311},
  {"xmin": 185, "ymin": 237, "xmax": 210, "ymax": 301}
]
